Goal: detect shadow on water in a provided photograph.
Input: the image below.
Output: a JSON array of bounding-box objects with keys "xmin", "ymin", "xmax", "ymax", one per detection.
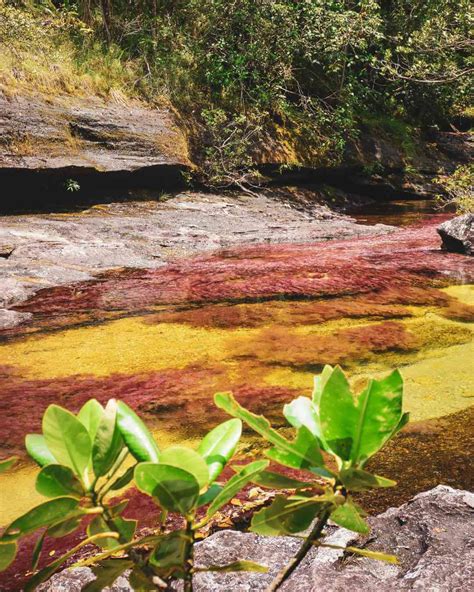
[{"xmin": 350, "ymin": 198, "xmax": 446, "ymax": 226}]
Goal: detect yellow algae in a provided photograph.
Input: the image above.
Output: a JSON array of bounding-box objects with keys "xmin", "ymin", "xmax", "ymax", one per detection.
[
  {"xmin": 442, "ymin": 284, "xmax": 474, "ymax": 305},
  {"xmin": 0, "ymin": 318, "xmax": 255, "ymax": 380}
]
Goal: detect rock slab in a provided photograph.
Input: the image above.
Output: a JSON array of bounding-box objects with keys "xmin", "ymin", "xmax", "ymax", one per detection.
[
  {"xmin": 39, "ymin": 486, "xmax": 474, "ymax": 591},
  {"xmin": 437, "ymin": 213, "xmax": 474, "ymax": 255}
]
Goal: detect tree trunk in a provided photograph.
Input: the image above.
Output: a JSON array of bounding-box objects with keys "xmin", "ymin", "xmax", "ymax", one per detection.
[{"xmin": 100, "ymin": 0, "xmax": 112, "ymax": 43}]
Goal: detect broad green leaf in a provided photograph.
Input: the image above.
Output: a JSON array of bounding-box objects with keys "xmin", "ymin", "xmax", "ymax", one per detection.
[
  {"xmin": 351, "ymin": 370, "xmax": 404, "ymax": 464},
  {"xmin": 198, "ymin": 560, "xmax": 268, "ymax": 573},
  {"xmin": 197, "ymin": 419, "xmax": 242, "ymax": 483},
  {"xmin": 206, "ymin": 460, "xmax": 269, "ymax": 518},
  {"xmin": 47, "ymin": 515, "xmax": 82, "ymax": 538},
  {"xmin": 339, "ymin": 468, "xmax": 396, "ymax": 492},
  {"xmin": 284, "ymin": 396, "xmax": 321, "ymax": 439},
  {"xmin": 214, "ymin": 393, "xmax": 322, "ymax": 469},
  {"xmin": 82, "ymin": 559, "xmax": 134, "ymax": 592},
  {"xmin": 87, "ymin": 515, "xmax": 136, "ymax": 549},
  {"xmin": 2, "ymin": 497, "xmax": 80, "ymax": 541},
  {"xmin": 266, "ymin": 426, "xmax": 324, "ymax": 470},
  {"xmin": 135, "ymin": 463, "xmax": 200, "ymax": 514},
  {"xmin": 251, "ymin": 495, "xmax": 324, "ymax": 536},
  {"xmin": 149, "ymin": 530, "xmax": 188, "ymax": 578},
  {"xmin": 25, "ymin": 434, "xmax": 56, "ymax": 467},
  {"xmin": 92, "ymin": 400, "xmax": 124, "ymax": 478},
  {"xmin": 392, "ymin": 411, "xmax": 410, "ymax": 437},
  {"xmin": 0, "ymin": 541, "xmax": 17, "ymax": 571},
  {"xmin": 197, "ymin": 483, "xmax": 222, "ymax": 507},
  {"xmin": 312, "ymin": 364, "xmax": 334, "ymax": 407},
  {"xmin": 31, "ymin": 531, "xmax": 46, "ymax": 571},
  {"xmin": 319, "ymin": 366, "xmax": 358, "ymax": 460},
  {"xmin": 251, "ymin": 470, "xmax": 315, "ymax": 490},
  {"xmin": 36, "ymin": 465, "xmax": 84, "ymax": 499},
  {"xmin": 160, "ymin": 446, "xmax": 209, "ymax": 490},
  {"xmin": 0, "ymin": 456, "xmax": 18, "ymax": 474},
  {"xmin": 330, "ymin": 499, "xmax": 369, "ymax": 534},
  {"xmin": 77, "ymin": 399, "xmax": 104, "ymax": 440},
  {"xmin": 109, "ymin": 465, "xmax": 135, "ymax": 491},
  {"xmin": 116, "ymin": 401, "xmax": 160, "ymax": 462},
  {"xmin": 42, "ymin": 405, "xmax": 91, "ymax": 481}
]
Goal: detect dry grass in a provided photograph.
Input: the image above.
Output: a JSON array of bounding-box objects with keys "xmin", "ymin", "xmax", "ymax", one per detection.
[{"xmin": 0, "ymin": 5, "xmax": 140, "ymax": 100}]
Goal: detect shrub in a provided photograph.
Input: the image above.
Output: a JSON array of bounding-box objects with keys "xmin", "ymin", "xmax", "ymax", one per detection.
[
  {"xmin": 0, "ymin": 365, "xmax": 408, "ymax": 591},
  {"xmin": 434, "ymin": 164, "xmax": 474, "ymax": 214}
]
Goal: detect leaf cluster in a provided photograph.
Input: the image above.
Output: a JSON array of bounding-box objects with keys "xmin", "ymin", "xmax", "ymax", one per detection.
[{"xmin": 0, "ymin": 364, "xmax": 408, "ymax": 590}]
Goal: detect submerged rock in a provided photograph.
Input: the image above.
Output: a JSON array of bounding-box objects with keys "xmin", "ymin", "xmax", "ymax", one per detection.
[
  {"xmin": 437, "ymin": 213, "xmax": 474, "ymax": 255},
  {"xmin": 38, "ymin": 486, "xmax": 474, "ymax": 591}
]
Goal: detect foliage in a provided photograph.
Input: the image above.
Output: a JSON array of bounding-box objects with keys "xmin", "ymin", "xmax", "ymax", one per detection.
[
  {"xmin": 0, "ymin": 365, "xmax": 408, "ymax": 590},
  {"xmin": 215, "ymin": 364, "xmax": 408, "ymax": 590},
  {"xmin": 2, "ymin": 1, "xmax": 471, "ymax": 186},
  {"xmin": 434, "ymin": 164, "xmax": 474, "ymax": 214},
  {"xmin": 0, "ymin": 399, "xmax": 267, "ymax": 590}
]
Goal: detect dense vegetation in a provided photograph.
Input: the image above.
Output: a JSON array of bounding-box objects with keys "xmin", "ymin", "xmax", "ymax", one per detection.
[
  {"xmin": 0, "ymin": 365, "xmax": 407, "ymax": 591},
  {"xmin": 1, "ymin": 1, "xmax": 471, "ymax": 183}
]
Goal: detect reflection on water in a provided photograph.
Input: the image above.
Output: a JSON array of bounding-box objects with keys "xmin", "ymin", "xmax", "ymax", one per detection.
[
  {"xmin": 351, "ymin": 199, "xmax": 441, "ymax": 226},
  {"xmin": 0, "ymin": 212, "xmax": 473, "ymax": 526}
]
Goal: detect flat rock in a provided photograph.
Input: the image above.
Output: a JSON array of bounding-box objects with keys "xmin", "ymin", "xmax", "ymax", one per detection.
[
  {"xmin": 0, "ymin": 191, "xmax": 393, "ymax": 322},
  {"xmin": 39, "ymin": 486, "xmax": 474, "ymax": 591},
  {"xmin": 437, "ymin": 213, "xmax": 474, "ymax": 255},
  {"xmin": 0, "ymin": 92, "xmax": 189, "ymax": 172}
]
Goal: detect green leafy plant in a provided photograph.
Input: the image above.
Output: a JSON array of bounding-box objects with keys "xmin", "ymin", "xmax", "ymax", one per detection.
[
  {"xmin": 434, "ymin": 164, "xmax": 474, "ymax": 214},
  {"xmin": 215, "ymin": 364, "xmax": 409, "ymax": 591},
  {"xmin": 0, "ymin": 365, "xmax": 407, "ymax": 591},
  {"xmin": 65, "ymin": 178, "xmax": 81, "ymax": 192},
  {"xmin": 0, "ymin": 399, "xmax": 268, "ymax": 590}
]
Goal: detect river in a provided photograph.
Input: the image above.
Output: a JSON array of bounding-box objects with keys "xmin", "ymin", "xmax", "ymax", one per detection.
[{"xmin": 0, "ymin": 198, "xmax": 472, "ymax": 588}]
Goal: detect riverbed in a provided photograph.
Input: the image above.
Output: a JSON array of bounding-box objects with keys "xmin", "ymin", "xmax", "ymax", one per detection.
[{"xmin": 0, "ymin": 196, "xmax": 472, "ymax": 521}]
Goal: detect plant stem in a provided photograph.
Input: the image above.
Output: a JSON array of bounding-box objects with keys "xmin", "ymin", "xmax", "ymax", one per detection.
[
  {"xmin": 183, "ymin": 519, "xmax": 195, "ymax": 592},
  {"xmin": 265, "ymin": 507, "xmax": 331, "ymax": 592}
]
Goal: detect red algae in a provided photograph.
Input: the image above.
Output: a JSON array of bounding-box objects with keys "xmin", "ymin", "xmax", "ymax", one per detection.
[{"xmin": 12, "ymin": 218, "xmax": 473, "ymax": 319}]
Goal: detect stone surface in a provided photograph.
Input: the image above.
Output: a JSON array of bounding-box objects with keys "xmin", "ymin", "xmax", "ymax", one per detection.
[
  {"xmin": 0, "ymin": 190, "xmax": 393, "ymax": 325},
  {"xmin": 0, "ymin": 91, "xmax": 189, "ymax": 172},
  {"xmin": 38, "ymin": 486, "xmax": 474, "ymax": 591},
  {"xmin": 438, "ymin": 213, "xmax": 474, "ymax": 255}
]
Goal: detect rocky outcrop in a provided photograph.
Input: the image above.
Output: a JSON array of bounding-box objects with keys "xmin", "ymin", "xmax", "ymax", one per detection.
[
  {"xmin": 38, "ymin": 486, "xmax": 474, "ymax": 591},
  {"xmin": 438, "ymin": 213, "xmax": 474, "ymax": 255},
  {"xmin": 0, "ymin": 91, "xmax": 191, "ymax": 204}
]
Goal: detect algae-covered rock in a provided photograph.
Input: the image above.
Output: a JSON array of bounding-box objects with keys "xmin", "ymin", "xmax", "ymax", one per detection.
[{"xmin": 437, "ymin": 213, "xmax": 474, "ymax": 255}]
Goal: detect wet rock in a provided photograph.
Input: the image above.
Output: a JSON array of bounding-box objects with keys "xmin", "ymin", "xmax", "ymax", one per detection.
[
  {"xmin": 0, "ymin": 309, "xmax": 32, "ymax": 330},
  {"xmin": 39, "ymin": 487, "xmax": 474, "ymax": 591},
  {"xmin": 437, "ymin": 214, "xmax": 474, "ymax": 255},
  {"xmin": 0, "ymin": 192, "xmax": 394, "ymax": 312}
]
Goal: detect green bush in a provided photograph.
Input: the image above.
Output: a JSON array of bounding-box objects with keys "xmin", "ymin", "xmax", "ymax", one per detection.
[
  {"xmin": 0, "ymin": 365, "xmax": 408, "ymax": 591},
  {"xmin": 434, "ymin": 164, "xmax": 474, "ymax": 214}
]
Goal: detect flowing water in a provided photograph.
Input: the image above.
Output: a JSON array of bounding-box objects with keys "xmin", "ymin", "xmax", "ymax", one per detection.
[{"xmin": 0, "ymin": 203, "xmax": 473, "ymax": 587}]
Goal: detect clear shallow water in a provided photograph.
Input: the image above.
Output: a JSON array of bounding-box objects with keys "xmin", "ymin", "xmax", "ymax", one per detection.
[
  {"xmin": 351, "ymin": 198, "xmax": 441, "ymax": 226},
  {"xmin": 0, "ymin": 206, "xmax": 472, "ymax": 527}
]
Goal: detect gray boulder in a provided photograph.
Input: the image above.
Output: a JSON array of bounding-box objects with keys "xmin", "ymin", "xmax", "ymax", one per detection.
[
  {"xmin": 437, "ymin": 213, "xmax": 474, "ymax": 255},
  {"xmin": 40, "ymin": 486, "xmax": 474, "ymax": 591}
]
